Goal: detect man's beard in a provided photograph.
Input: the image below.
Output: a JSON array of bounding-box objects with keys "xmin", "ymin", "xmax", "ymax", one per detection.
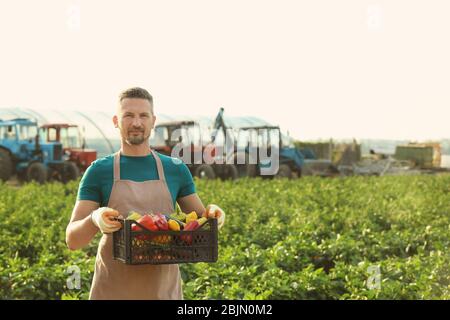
[{"xmin": 126, "ymin": 131, "xmax": 149, "ymax": 145}]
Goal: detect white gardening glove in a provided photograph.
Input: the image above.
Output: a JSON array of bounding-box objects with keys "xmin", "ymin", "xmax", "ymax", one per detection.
[
  {"xmin": 91, "ymin": 207, "xmax": 122, "ymax": 234},
  {"xmin": 205, "ymin": 204, "xmax": 225, "ymax": 229}
]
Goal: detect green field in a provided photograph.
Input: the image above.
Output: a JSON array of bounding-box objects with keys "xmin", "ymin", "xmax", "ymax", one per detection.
[{"xmin": 0, "ymin": 176, "xmax": 449, "ymax": 300}]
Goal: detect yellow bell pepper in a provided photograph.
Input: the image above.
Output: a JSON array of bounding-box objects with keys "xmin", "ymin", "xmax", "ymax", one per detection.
[
  {"xmin": 186, "ymin": 211, "xmax": 198, "ymax": 223},
  {"xmin": 197, "ymin": 217, "xmax": 207, "ymax": 226},
  {"xmin": 168, "ymin": 219, "xmax": 181, "ymax": 231}
]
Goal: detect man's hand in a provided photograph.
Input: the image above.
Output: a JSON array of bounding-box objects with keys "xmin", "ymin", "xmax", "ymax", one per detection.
[
  {"xmin": 91, "ymin": 207, "xmax": 122, "ymax": 234},
  {"xmin": 205, "ymin": 204, "xmax": 225, "ymax": 229},
  {"xmin": 176, "ymin": 194, "xmax": 225, "ymax": 229}
]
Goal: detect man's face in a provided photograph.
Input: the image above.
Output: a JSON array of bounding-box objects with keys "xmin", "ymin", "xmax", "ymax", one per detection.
[{"xmin": 113, "ymin": 98, "xmax": 156, "ymax": 145}]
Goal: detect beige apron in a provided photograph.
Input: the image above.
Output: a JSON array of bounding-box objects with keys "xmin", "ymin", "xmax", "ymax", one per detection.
[{"xmin": 89, "ymin": 149, "xmax": 183, "ymax": 300}]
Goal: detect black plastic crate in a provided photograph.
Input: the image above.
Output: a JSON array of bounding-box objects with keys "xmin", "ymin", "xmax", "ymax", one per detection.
[{"xmin": 113, "ymin": 218, "xmax": 218, "ymax": 265}]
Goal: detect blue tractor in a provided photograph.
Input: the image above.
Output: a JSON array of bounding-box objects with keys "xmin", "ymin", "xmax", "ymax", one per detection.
[
  {"xmin": 229, "ymin": 125, "xmax": 339, "ymax": 178},
  {"xmin": 0, "ymin": 118, "xmax": 71, "ymax": 183},
  {"xmin": 230, "ymin": 125, "xmax": 305, "ymax": 178},
  {"xmin": 205, "ymin": 108, "xmax": 295, "ymax": 178},
  {"xmin": 206, "ymin": 106, "xmax": 338, "ymax": 178}
]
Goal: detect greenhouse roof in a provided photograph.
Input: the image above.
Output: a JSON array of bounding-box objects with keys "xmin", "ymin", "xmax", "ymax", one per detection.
[
  {"xmin": 0, "ymin": 107, "xmax": 278, "ymax": 157},
  {"xmin": 156, "ymin": 114, "xmax": 273, "ymax": 128}
]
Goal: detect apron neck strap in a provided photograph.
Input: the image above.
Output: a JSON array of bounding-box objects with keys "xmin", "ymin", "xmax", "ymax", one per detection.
[
  {"xmin": 113, "ymin": 151, "xmax": 121, "ymax": 181},
  {"xmin": 150, "ymin": 149, "xmax": 166, "ymax": 181},
  {"xmin": 113, "ymin": 149, "xmax": 166, "ymax": 182}
]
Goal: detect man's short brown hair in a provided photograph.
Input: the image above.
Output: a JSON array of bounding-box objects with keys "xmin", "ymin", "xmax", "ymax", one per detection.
[{"xmin": 119, "ymin": 87, "xmax": 153, "ymax": 105}]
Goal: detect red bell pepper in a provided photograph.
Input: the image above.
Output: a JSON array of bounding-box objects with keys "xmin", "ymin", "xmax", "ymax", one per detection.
[
  {"xmin": 132, "ymin": 214, "xmax": 158, "ymax": 240},
  {"xmin": 153, "ymin": 213, "xmax": 169, "ymax": 231},
  {"xmin": 181, "ymin": 220, "xmax": 200, "ymax": 245}
]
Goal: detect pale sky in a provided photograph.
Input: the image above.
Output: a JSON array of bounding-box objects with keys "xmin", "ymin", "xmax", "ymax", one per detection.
[{"xmin": 0, "ymin": 0, "xmax": 449, "ymax": 141}]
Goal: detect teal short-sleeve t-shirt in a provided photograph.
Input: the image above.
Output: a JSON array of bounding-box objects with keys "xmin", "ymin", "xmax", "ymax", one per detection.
[{"xmin": 76, "ymin": 152, "xmax": 196, "ymax": 208}]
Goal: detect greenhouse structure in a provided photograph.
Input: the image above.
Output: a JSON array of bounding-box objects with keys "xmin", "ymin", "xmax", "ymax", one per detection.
[{"xmin": 0, "ymin": 107, "xmax": 280, "ymax": 159}]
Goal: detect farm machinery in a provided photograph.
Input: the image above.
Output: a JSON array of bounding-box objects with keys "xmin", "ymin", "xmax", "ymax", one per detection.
[
  {"xmin": 0, "ymin": 118, "xmax": 80, "ymax": 183},
  {"xmin": 150, "ymin": 108, "xmax": 338, "ymax": 179},
  {"xmin": 204, "ymin": 108, "xmax": 339, "ymax": 178},
  {"xmin": 228, "ymin": 124, "xmax": 339, "ymax": 178},
  {"xmin": 40, "ymin": 123, "xmax": 97, "ymax": 175},
  {"xmin": 150, "ymin": 118, "xmax": 237, "ymax": 180}
]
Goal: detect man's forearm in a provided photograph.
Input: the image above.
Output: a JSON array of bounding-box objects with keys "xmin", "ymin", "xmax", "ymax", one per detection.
[
  {"xmin": 66, "ymin": 214, "xmax": 99, "ymax": 250},
  {"xmin": 177, "ymin": 193, "xmax": 206, "ymax": 218}
]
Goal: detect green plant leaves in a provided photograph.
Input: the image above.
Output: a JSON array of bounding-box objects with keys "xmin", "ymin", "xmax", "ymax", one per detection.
[{"xmin": 0, "ymin": 176, "xmax": 449, "ymax": 299}]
